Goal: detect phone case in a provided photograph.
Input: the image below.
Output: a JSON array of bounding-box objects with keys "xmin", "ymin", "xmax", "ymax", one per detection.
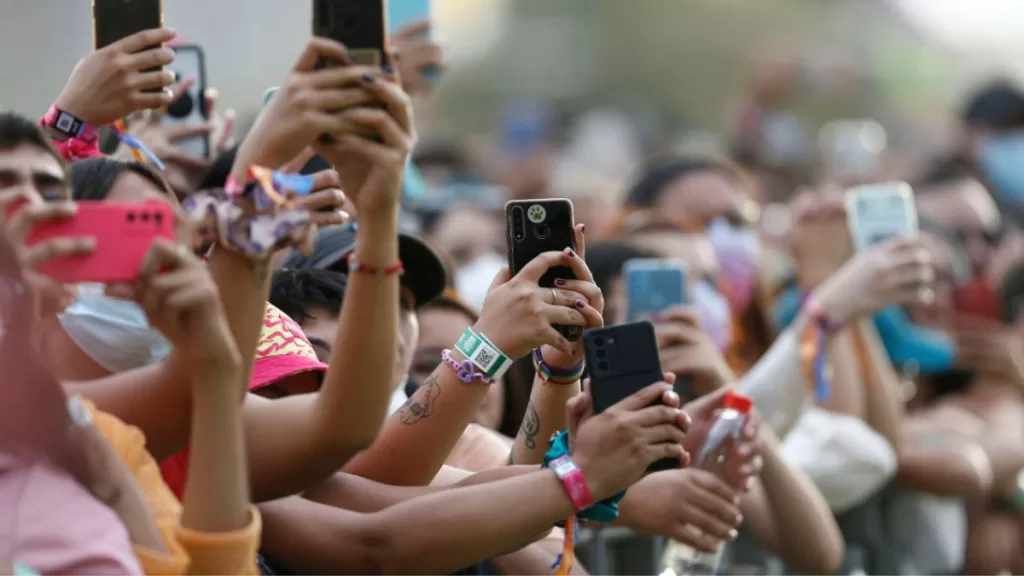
[
  {"xmin": 584, "ymin": 322, "xmax": 678, "ymax": 473},
  {"xmin": 845, "ymin": 181, "xmax": 919, "ymax": 252},
  {"xmin": 26, "ymin": 201, "xmax": 176, "ymax": 284},
  {"xmin": 505, "ymin": 199, "xmax": 580, "ymax": 341},
  {"xmin": 623, "ymin": 259, "xmax": 688, "ymax": 323},
  {"xmin": 312, "ymin": 0, "xmax": 388, "ymax": 67},
  {"xmin": 164, "ymin": 45, "xmax": 209, "ymax": 159},
  {"xmin": 93, "ymin": 0, "xmax": 163, "ymax": 49}
]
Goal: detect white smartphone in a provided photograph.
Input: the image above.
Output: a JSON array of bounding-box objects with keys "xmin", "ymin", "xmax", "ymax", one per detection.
[
  {"xmin": 163, "ymin": 45, "xmax": 209, "ymax": 158},
  {"xmin": 845, "ymin": 181, "xmax": 919, "ymax": 252}
]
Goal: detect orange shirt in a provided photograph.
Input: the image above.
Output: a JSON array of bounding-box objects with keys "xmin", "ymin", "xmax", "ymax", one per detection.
[{"xmin": 86, "ymin": 401, "xmax": 261, "ymax": 575}]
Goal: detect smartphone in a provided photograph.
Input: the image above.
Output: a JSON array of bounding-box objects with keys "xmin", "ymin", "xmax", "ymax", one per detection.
[
  {"xmin": 505, "ymin": 199, "xmax": 580, "ymax": 341},
  {"xmin": 585, "ymin": 321, "xmax": 678, "ymax": 473},
  {"xmin": 819, "ymin": 120, "xmax": 887, "ymax": 182},
  {"xmin": 163, "ymin": 45, "xmax": 209, "ymax": 159},
  {"xmin": 312, "ymin": 0, "xmax": 388, "ymax": 68},
  {"xmin": 93, "ymin": 0, "xmax": 164, "ymax": 92},
  {"xmin": 624, "ymin": 259, "xmax": 688, "ymax": 323},
  {"xmin": 26, "ymin": 201, "xmax": 176, "ymax": 284},
  {"xmin": 845, "ymin": 181, "xmax": 919, "ymax": 252}
]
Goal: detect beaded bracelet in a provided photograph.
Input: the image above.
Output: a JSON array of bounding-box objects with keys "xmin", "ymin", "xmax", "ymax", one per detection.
[
  {"xmin": 532, "ymin": 348, "xmax": 585, "ymax": 385},
  {"xmin": 440, "ymin": 349, "xmax": 494, "ymax": 384},
  {"xmin": 182, "ymin": 165, "xmax": 321, "ymax": 260}
]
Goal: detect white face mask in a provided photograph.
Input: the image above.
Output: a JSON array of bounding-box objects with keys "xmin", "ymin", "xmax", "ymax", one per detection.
[
  {"xmin": 456, "ymin": 252, "xmax": 506, "ymax": 311},
  {"xmin": 58, "ymin": 283, "xmax": 171, "ymax": 373}
]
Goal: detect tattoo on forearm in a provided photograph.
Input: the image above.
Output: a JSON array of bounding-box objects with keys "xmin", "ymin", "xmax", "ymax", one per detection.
[
  {"xmin": 519, "ymin": 402, "xmax": 540, "ymax": 450},
  {"xmin": 247, "ymin": 259, "xmax": 269, "ymax": 289},
  {"xmin": 399, "ymin": 374, "xmax": 440, "ymax": 425}
]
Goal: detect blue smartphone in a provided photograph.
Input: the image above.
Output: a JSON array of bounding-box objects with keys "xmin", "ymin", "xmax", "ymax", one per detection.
[
  {"xmin": 623, "ymin": 259, "xmax": 688, "ymax": 323},
  {"xmin": 387, "ymin": 0, "xmax": 440, "ymax": 84}
]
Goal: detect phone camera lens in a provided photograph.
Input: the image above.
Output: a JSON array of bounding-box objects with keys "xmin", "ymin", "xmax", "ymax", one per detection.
[
  {"xmin": 141, "ymin": 212, "xmax": 150, "ymax": 222},
  {"xmin": 511, "ymin": 207, "xmax": 526, "ymax": 241},
  {"xmin": 126, "ymin": 212, "xmax": 135, "ymax": 223},
  {"xmin": 595, "ymin": 348, "xmax": 606, "ymax": 359},
  {"xmin": 154, "ymin": 212, "xmax": 163, "ymax": 224},
  {"xmin": 597, "ymin": 361, "xmax": 609, "ymax": 373},
  {"xmin": 591, "ymin": 336, "xmax": 604, "ymax": 347},
  {"xmin": 534, "ymin": 223, "xmax": 550, "ymax": 240},
  {"xmin": 167, "ymin": 91, "xmax": 193, "ymax": 119}
]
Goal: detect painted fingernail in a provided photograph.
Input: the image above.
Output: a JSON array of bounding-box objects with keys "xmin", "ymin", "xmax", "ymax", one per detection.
[
  {"xmin": 382, "ymin": 64, "xmax": 395, "ymax": 74},
  {"xmin": 555, "ymin": 278, "xmax": 567, "ymax": 286},
  {"xmin": 362, "ymin": 73, "xmax": 376, "ymax": 84},
  {"xmin": 581, "ymin": 223, "xmax": 586, "ymax": 234},
  {"xmin": 568, "ymin": 249, "xmax": 577, "ymax": 258},
  {"xmin": 575, "ymin": 299, "xmax": 586, "ymax": 309}
]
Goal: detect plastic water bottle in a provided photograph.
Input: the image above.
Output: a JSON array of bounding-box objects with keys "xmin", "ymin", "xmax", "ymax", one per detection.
[{"xmin": 659, "ymin": 390, "xmax": 753, "ymax": 576}]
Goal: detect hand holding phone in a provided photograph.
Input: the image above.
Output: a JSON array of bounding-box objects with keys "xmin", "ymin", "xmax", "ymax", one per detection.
[
  {"xmin": 24, "ymin": 201, "xmax": 175, "ymax": 284},
  {"xmin": 162, "ymin": 45, "xmax": 210, "ymax": 159},
  {"xmin": 845, "ymin": 181, "xmax": 919, "ymax": 252},
  {"xmin": 313, "ymin": 0, "xmax": 388, "ymax": 68}
]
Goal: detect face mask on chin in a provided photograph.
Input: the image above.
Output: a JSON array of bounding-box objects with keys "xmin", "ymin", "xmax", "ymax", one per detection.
[
  {"xmin": 693, "ymin": 280, "xmax": 733, "ymax": 351},
  {"xmin": 978, "ymin": 132, "xmax": 1024, "ymax": 206},
  {"xmin": 706, "ymin": 218, "xmax": 759, "ymax": 314},
  {"xmin": 57, "ymin": 283, "xmax": 171, "ymax": 373},
  {"xmin": 456, "ymin": 252, "xmax": 506, "ymax": 311}
]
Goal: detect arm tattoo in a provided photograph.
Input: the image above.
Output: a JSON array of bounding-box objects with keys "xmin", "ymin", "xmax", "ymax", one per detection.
[
  {"xmin": 399, "ymin": 374, "xmax": 441, "ymax": 425},
  {"xmin": 519, "ymin": 402, "xmax": 540, "ymax": 450},
  {"xmin": 247, "ymin": 259, "xmax": 269, "ymax": 289}
]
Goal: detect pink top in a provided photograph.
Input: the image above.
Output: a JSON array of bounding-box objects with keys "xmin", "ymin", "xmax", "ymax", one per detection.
[{"xmin": 0, "ymin": 449, "xmax": 142, "ymax": 574}]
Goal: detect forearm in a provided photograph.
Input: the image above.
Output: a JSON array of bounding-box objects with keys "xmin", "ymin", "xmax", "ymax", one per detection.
[
  {"xmin": 260, "ymin": 472, "xmax": 574, "ymax": 574},
  {"xmin": 493, "ymin": 536, "xmax": 589, "ymax": 575},
  {"xmin": 107, "ymin": 476, "xmax": 168, "ymax": 553},
  {"xmin": 64, "ymin": 355, "xmax": 191, "ymax": 461},
  {"xmin": 319, "ymin": 211, "xmax": 400, "ymax": 451},
  {"xmin": 342, "ymin": 362, "xmax": 489, "ymax": 485},
  {"xmin": 821, "ymin": 329, "xmax": 866, "ymax": 419},
  {"xmin": 511, "ymin": 375, "xmax": 578, "ymax": 465},
  {"xmin": 741, "ymin": 429, "xmax": 843, "ymax": 575},
  {"xmin": 181, "ymin": 367, "xmax": 251, "ymax": 533},
  {"xmin": 855, "ymin": 320, "xmax": 903, "ymax": 448}
]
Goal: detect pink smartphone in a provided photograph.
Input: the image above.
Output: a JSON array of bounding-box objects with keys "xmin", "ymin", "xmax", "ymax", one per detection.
[{"xmin": 26, "ymin": 201, "xmax": 176, "ymax": 284}]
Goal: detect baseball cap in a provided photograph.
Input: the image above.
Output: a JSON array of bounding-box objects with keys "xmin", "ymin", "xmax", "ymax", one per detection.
[{"xmin": 281, "ymin": 222, "xmax": 447, "ymax": 308}]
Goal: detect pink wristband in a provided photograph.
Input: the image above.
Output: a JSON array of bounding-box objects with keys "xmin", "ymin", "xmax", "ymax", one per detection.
[
  {"xmin": 550, "ymin": 455, "xmax": 595, "ymax": 512},
  {"xmin": 803, "ymin": 295, "xmax": 842, "ymax": 332},
  {"xmin": 41, "ymin": 105, "xmax": 98, "ymax": 144}
]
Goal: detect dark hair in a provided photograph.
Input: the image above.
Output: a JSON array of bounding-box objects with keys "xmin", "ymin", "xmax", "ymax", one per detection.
[
  {"xmin": 625, "ymin": 157, "xmax": 739, "ymax": 208},
  {"xmin": 0, "ymin": 112, "xmax": 66, "ymax": 170},
  {"xmin": 584, "ymin": 241, "xmax": 656, "ymax": 297},
  {"xmin": 961, "ymin": 81, "xmax": 1024, "ymax": 131},
  {"xmin": 914, "ymin": 158, "xmax": 977, "ymax": 191},
  {"xmin": 70, "ymin": 157, "xmax": 173, "ymax": 201},
  {"xmin": 269, "ymin": 268, "xmax": 348, "ymax": 325},
  {"xmin": 198, "ymin": 146, "xmax": 238, "ymax": 191}
]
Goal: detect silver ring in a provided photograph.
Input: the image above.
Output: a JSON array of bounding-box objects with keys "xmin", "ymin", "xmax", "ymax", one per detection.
[{"xmin": 551, "ymin": 288, "xmax": 558, "ymax": 305}]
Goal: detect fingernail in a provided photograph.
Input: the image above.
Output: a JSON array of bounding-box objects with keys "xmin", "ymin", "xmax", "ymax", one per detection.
[
  {"xmin": 733, "ymin": 496, "xmax": 742, "ymax": 506},
  {"xmin": 67, "ymin": 396, "xmax": 93, "ymax": 427},
  {"xmin": 581, "ymin": 223, "xmax": 586, "ymax": 235},
  {"xmin": 555, "ymin": 278, "xmax": 567, "ymax": 286},
  {"xmin": 362, "ymin": 73, "xmax": 376, "ymax": 84},
  {"xmin": 575, "ymin": 299, "xmax": 586, "ymax": 309},
  {"xmin": 568, "ymin": 248, "xmax": 577, "ymax": 258},
  {"xmin": 382, "ymin": 64, "xmax": 395, "ymax": 74},
  {"xmin": 728, "ymin": 529, "xmax": 738, "ymax": 541},
  {"xmin": 665, "ymin": 391, "xmax": 679, "ymax": 405}
]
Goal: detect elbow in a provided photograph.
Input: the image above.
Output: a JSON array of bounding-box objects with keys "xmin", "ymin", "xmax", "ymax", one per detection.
[{"xmin": 361, "ymin": 526, "xmax": 412, "ymax": 575}]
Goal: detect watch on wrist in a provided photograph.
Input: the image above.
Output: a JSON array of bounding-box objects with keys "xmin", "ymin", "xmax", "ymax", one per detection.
[{"xmin": 41, "ymin": 105, "xmax": 98, "ymax": 144}]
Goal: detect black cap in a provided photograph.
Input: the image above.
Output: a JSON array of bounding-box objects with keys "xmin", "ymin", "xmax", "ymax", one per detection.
[{"xmin": 281, "ymin": 222, "xmax": 447, "ymax": 308}]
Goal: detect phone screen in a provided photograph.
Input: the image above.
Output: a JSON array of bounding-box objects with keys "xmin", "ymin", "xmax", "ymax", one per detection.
[
  {"xmin": 624, "ymin": 260, "xmax": 688, "ymax": 322},
  {"xmin": 846, "ymin": 182, "xmax": 919, "ymax": 252}
]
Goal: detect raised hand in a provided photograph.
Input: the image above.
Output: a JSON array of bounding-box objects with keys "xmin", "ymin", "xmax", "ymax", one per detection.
[
  {"xmin": 571, "ymin": 381, "xmax": 690, "ymax": 500},
  {"xmin": 391, "ymin": 20, "xmax": 443, "ymax": 97},
  {"xmin": 653, "ymin": 306, "xmax": 734, "ymax": 397},
  {"xmin": 53, "ymin": 28, "xmax": 177, "ymax": 126},
  {"xmin": 682, "ymin": 389, "xmax": 763, "ymax": 491},
  {"xmin": 473, "ymin": 249, "xmax": 603, "ymax": 359}
]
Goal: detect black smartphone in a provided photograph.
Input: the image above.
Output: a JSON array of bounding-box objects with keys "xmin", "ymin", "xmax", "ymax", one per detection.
[
  {"xmin": 93, "ymin": 0, "xmax": 164, "ymax": 92},
  {"xmin": 164, "ymin": 45, "xmax": 209, "ymax": 158},
  {"xmin": 312, "ymin": 0, "xmax": 388, "ymax": 68},
  {"xmin": 584, "ymin": 321, "xmax": 678, "ymax": 474},
  {"xmin": 505, "ymin": 198, "xmax": 580, "ymax": 342}
]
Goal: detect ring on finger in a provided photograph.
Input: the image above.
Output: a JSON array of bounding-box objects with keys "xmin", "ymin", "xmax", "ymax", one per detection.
[
  {"xmin": 550, "ymin": 287, "xmax": 558, "ymax": 305},
  {"xmin": 918, "ymin": 287, "xmax": 935, "ymax": 305}
]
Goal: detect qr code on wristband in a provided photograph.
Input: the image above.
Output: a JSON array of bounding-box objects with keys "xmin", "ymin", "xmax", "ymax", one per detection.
[{"xmin": 474, "ymin": 347, "xmax": 497, "ymax": 368}]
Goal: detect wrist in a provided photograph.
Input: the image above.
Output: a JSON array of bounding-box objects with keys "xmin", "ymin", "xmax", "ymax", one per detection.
[
  {"xmin": 540, "ymin": 345, "xmax": 582, "ymax": 370},
  {"xmin": 52, "ymin": 95, "xmax": 95, "ymax": 126}
]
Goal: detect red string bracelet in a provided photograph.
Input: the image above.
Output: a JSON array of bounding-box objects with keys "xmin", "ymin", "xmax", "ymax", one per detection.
[{"xmin": 345, "ymin": 253, "xmax": 404, "ymax": 277}]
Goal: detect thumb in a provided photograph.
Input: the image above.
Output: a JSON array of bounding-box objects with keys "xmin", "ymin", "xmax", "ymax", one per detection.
[
  {"xmin": 487, "ymin": 266, "xmax": 511, "ymax": 292},
  {"xmin": 566, "ymin": 381, "xmax": 593, "ymax": 452}
]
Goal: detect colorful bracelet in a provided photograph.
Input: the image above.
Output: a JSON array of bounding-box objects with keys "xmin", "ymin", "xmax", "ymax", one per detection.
[
  {"xmin": 440, "ymin": 348, "xmax": 493, "ymax": 384},
  {"xmin": 40, "ymin": 105, "xmax": 98, "ymax": 144},
  {"xmin": 110, "ymin": 118, "xmax": 165, "ymax": 170},
  {"xmin": 532, "ymin": 348, "xmax": 585, "ymax": 385},
  {"xmin": 799, "ymin": 295, "xmax": 841, "ymax": 404},
  {"xmin": 454, "ymin": 327, "xmax": 512, "ymax": 379},
  {"xmin": 345, "ymin": 253, "xmax": 404, "ymax": 277},
  {"xmin": 182, "ymin": 164, "xmax": 323, "ymax": 260}
]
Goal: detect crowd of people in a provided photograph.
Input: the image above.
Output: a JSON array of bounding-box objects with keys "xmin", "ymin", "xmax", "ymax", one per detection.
[{"xmin": 3, "ymin": 9, "xmax": 1024, "ymax": 576}]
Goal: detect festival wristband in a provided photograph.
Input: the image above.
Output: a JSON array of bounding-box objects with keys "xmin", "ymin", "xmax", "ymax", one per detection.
[
  {"xmin": 454, "ymin": 327, "xmax": 512, "ymax": 379},
  {"xmin": 40, "ymin": 105, "xmax": 98, "ymax": 144},
  {"xmin": 110, "ymin": 119, "xmax": 164, "ymax": 171},
  {"xmin": 533, "ymin": 348, "xmax": 585, "ymax": 384},
  {"xmin": 441, "ymin": 348, "xmax": 494, "ymax": 384},
  {"xmin": 549, "ymin": 455, "xmax": 595, "ymax": 512},
  {"xmin": 543, "ymin": 430, "xmax": 625, "ymax": 523},
  {"xmin": 345, "ymin": 253, "xmax": 404, "ymax": 277}
]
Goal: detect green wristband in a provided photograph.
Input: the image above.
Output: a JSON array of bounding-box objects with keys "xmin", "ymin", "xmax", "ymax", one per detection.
[{"xmin": 454, "ymin": 327, "xmax": 512, "ymax": 379}]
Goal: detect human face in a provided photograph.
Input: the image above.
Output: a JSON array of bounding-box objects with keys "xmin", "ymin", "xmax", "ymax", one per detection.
[
  {"xmin": 429, "ymin": 206, "xmax": 503, "ymax": 267},
  {"xmin": 655, "ymin": 171, "xmax": 742, "ymax": 229},
  {"xmin": 104, "ymin": 171, "xmax": 177, "ymax": 205},
  {"xmin": 301, "ymin": 285, "xmax": 418, "ymax": 393},
  {"xmin": 917, "ymin": 179, "xmax": 1001, "ymax": 275},
  {"xmin": 0, "ymin": 143, "xmax": 68, "ymax": 204},
  {"xmin": 631, "ymin": 230, "xmax": 721, "ymax": 288}
]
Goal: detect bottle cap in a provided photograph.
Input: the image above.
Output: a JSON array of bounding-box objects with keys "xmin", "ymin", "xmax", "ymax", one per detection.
[{"xmin": 723, "ymin": 390, "xmax": 753, "ymax": 413}]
